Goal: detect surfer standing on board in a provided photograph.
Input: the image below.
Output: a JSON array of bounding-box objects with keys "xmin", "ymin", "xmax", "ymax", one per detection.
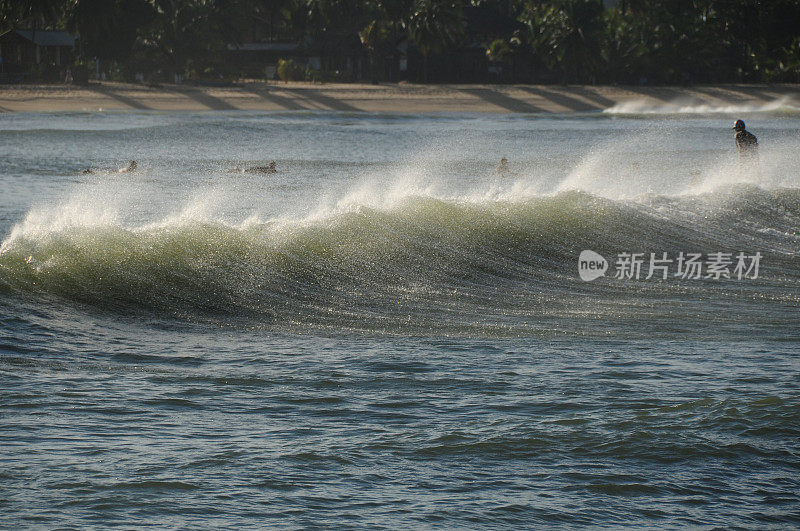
[{"xmin": 733, "ymin": 119, "xmax": 758, "ymax": 163}]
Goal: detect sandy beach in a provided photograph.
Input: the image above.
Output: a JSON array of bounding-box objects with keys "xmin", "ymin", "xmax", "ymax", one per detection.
[{"xmin": 0, "ymin": 81, "xmax": 797, "ymax": 113}]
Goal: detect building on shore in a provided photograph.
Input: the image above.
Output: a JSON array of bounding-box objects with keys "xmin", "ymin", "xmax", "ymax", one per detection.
[{"xmin": 0, "ymin": 29, "xmax": 77, "ymax": 82}]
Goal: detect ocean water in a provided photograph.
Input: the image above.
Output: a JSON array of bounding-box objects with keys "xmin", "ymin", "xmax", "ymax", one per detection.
[{"xmin": 1, "ymin": 103, "xmax": 799, "ymax": 527}]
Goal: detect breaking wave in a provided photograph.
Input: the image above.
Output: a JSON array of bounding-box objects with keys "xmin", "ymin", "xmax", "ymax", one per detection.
[
  {"xmin": 1, "ymin": 184, "xmax": 799, "ymax": 334},
  {"xmin": 604, "ymin": 97, "xmax": 800, "ymax": 115}
]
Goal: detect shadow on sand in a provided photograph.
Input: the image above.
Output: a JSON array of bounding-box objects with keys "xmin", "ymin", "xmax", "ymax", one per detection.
[
  {"xmin": 170, "ymin": 87, "xmax": 238, "ymax": 110},
  {"xmin": 292, "ymin": 88, "xmax": 360, "ymax": 111},
  {"xmin": 240, "ymin": 86, "xmax": 309, "ymax": 110},
  {"xmin": 517, "ymin": 86, "xmax": 605, "ymax": 111},
  {"xmin": 88, "ymin": 84, "xmax": 152, "ymax": 110},
  {"xmin": 241, "ymin": 85, "xmax": 361, "ymax": 111},
  {"xmin": 458, "ymin": 87, "xmax": 542, "ymax": 113}
]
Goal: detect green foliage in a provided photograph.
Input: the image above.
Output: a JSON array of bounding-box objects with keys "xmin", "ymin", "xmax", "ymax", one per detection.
[
  {"xmin": 277, "ymin": 58, "xmax": 303, "ymax": 81},
  {"xmin": 67, "ymin": 0, "xmax": 155, "ymax": 62},
  {"xmin": 777, "ymin": 37, "xmax": 800, "ymax": 82},
  {"xmin": 601, "ymin": 9, "xmax": 648, "ymax": 83},
  {"xmin": 409, "ymin": 0, "xmax": 464, "ymax": 80},
  {"xmin": 359, "ymin": 19, "xmax": 391, "ymax": 54},
  {"xmin": 2, "ymin": 0, "xmax": 799, "ymax": 84},
  {"xmin": 522, "ymin": 0, "xmax": 605, "ymax": 83},
  {"xmin": 0, "ymin": 0, "xmax": 67, "ymax": 31},
  {"xmin": 409, "ymin": 0, "xmax": 464, "ymax": 57},
  {"xmin": 137, "ymin": 0, "xmax": 228, "ymax": 76},
  {"xmin": 485, "ymin": 39, "xmax": 512, "ymax": 63},
  {"xmin": 305, "ymin": 65, "xmax": 322, "ymax": 82},
  {"xmin": 306, "ymin": 0, "xmax": 376, "ymax": 40}
]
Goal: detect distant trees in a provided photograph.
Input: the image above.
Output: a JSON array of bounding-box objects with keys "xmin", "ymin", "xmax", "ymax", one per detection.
[
  {"xmin": 137, "ymin": 0, "xmax": 226, "ymax": 78},
  {"xmin": 408, "ymin": 0, "xmax": 464, "ymax": 81},
  {"xmin": 66, "ymin": 0, "xmax": 155, "ymax": 63},
  {"xmin": 0, "ymin": 0, "xmax": 65, "ymax": 30},
  {"xmin": 245, "ymin": 0, "xmax": 304, "ymax": 41},
  {"xmin": 523, "ymin": 0, "xmax": 605, "ymax": 83},
  {"xmin": 1, "ymin": 0, "xmax": 798, "ymax": 84}
]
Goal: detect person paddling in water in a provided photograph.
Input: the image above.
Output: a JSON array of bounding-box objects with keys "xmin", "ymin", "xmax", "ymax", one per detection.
[
  {"xmin": 233, "ymin": 161, "xmax": 277, "ymax": 174},
  {"xmin": 248, "ymin": 161, "xmax": 276, "ymax": 174},
  {"xmin": 733, "ymin": 119, "xmax": 758, "ymax": 162},
  {"xmin": 82, "ymin": 160, "xmax": 137, "ymax": 174},
  {"xmin": 495, "ymin": 157, "xmax": 519, "ymax": 178},
  {"xmin": 119, "ymin": 160, "xmax": 137, "ymax": 173}
]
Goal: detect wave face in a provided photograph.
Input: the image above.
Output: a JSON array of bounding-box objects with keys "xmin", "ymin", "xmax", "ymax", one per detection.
[
  {"xmin": 2, "ymin": 186, "xmax": 799, "ymax": 335},
  {"xmin": 3, "ymin": 112, "xmax": 800, "ymax": 531},
  {"xmin": 2, "ymin": 110, "xmax": 800, "ymax": 337}
]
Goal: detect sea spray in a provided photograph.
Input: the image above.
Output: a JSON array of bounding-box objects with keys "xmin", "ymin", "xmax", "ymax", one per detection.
[
  {"xmin": 2, "ymin": 187, "xmax": 798, "ymax": 333},
  {"xmin": 603, "ymin": 97, "xmax": 800, "ymax": 115}
]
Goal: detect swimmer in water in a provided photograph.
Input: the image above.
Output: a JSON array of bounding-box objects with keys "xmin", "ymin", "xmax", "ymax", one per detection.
[
  {"xmin": 495, "ymin": 157, "xmax": 518, "ymax": 178},
  {"xmin": 119, "ymin": 161, "xmax": 137, "ymax": 173},
  {"xmin": 82, "ymin": 160, "xmax": 137, "ymax": 174},
  {"xmin": 234, "ymin": 161, "xmax": 277, "ymax": 174}
]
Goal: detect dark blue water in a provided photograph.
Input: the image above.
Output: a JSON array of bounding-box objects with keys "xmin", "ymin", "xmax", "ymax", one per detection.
[{"xmin": 1, "ymin": 110, "xmax": 799, "ymax": 527}]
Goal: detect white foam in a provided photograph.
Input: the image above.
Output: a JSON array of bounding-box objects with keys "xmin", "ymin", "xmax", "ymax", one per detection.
[
  {"xmin": 0, "ymin": 194, "xmax": 119, "ymax": 253},
  {"xmin": 4, "ymin": 123, "xmax": 800, "ymax": 257},
  {"xmin": 683, "ymin": 142, "xmax": 800, "ymax": 195},
  {"xmin": 604, "ymin": 96, "xmax": 800, "ymax": 115}
]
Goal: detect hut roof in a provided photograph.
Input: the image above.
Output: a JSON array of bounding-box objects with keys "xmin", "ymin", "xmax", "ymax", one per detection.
[{"xmin": 4, "ymin": 30, "xmax": 77, "ymax": 47}]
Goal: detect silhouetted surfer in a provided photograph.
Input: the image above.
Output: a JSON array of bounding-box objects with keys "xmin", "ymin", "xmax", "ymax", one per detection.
[{"xmin": 733, "ymin": 120, "xmax": 758, "ymax": 162}]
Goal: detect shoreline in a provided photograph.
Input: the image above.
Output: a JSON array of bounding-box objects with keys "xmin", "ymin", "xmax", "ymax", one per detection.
[{"xmin": 0, "ymin": 81, "xmax": 798, "ymax": 113}]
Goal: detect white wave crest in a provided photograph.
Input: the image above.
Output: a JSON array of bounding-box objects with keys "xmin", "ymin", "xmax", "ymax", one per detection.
[{"xmin": 604, "ymin": 96, "xmax": 800, "ymax": 115}]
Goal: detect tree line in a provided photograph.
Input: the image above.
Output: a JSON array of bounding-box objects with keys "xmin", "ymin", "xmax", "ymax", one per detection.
[{"xmin": 2, "ymin": 0, "xmax": 799, "ymax": 84}]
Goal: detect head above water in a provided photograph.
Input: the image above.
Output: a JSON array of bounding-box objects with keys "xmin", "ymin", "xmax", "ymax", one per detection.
[{"xmin": 733, "ymin": 119, "xmax": 746, "ymax": 132}]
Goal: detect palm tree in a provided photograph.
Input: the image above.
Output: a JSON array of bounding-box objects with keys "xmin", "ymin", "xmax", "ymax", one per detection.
[
  {"xmin": 523, "ymin": 0, "xmax": 604, "ymax": 83},
  {"xmin": 245, "ymin": 0, "xmax": 300, "ymax": 41},
  {"xmin": 601, "ymin": 8, "xmax": 648, "ymax": 83},
  {"xmin": 408, "ymin": 0, "xmax": 464, "ymax": 82},
  {"xmin": 139, "ymin": 0, "xmax": 223, "ymax": 79},
  {"xmin": 359, "ymin": 18, "xmax": 391, "ymax": 81}
]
